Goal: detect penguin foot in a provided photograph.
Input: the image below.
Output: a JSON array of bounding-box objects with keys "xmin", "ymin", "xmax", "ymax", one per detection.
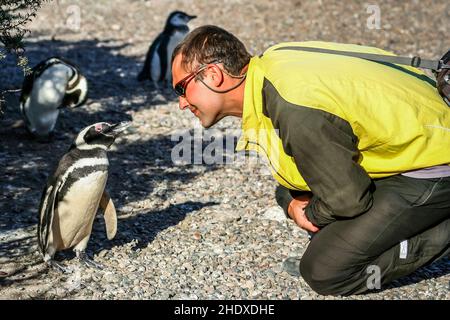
[
  {"xmin": 76, "ymin": 251, "xmax": 103, "ymax": 270},
  {"xmin": 47, "ymin": 260, "xmax": 72, "ymax": 274}
]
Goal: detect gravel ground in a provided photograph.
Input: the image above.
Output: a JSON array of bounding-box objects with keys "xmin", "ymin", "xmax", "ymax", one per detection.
[{"xmin": 0, "ymin": 0, "xmax": 449, "ymax": 300}]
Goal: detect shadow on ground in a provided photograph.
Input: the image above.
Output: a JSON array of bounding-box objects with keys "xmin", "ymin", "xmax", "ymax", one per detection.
[
  {"xmin": 386, "ymin": 256, "xmax": 450, "ymax": 291},
  {"xmin": 1, "ymin": 37, "xmax": 176, "ymax": 112},
  {"xmin": 0, "ymin": 37, "xmax": 223, "ymax": 292}
]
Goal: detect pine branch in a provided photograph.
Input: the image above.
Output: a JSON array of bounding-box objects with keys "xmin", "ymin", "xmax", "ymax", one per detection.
[
  {"xmin": 0, "ymin": 0, "xmax": 50, "ymax": 54},
  {"xmin": 0, "ymin": 0, "xmax": 51, "ymax": 113}
]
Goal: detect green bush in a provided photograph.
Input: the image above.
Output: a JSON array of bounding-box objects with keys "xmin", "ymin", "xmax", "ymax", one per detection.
[{"xmin": 0, "ymin": 0, "xmax": 50, "ymax": 113}]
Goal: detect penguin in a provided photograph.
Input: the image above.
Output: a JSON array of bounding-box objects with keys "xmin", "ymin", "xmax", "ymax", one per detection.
[
  {"xmin": 137, "ymin": 11, "xmax": 197, "ymax": 87},
  {"xmin": 20, "ymin": 57, "xmax": 88, "ymax": 139},
  {"xmin": 37, "ymin": 121, "xmax": 130, "ymax": 272}
]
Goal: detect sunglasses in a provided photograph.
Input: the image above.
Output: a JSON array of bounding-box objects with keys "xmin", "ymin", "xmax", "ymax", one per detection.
[{"xmin": 173, "ymin": 61, "xmax": 220, "ymax": 97}]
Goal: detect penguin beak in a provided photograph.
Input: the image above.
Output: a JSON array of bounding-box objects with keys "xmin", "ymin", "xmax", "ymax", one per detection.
[
  {"xmin": 187, "ymin": 15, "xmax": 197, "ymax": 21},
  {"xmin": 109, "ymin": 121, "xmax": 132, "ymax": 135}
]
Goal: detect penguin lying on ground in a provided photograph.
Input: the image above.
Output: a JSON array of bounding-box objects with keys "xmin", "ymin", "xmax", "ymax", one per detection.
[
  {"xmin": 20, "ymin": 57, "xmax": 88, "ymax": 139},
  {"xmin": 137, "ymin": 11, "xmax": 196, "ymax": 88},
  {"xmin": 37, "ymin": 121, "xmax": 130, "ymax": 272}
]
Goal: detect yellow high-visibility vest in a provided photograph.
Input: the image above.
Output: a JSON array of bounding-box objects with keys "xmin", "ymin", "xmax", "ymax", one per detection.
[{"xmin": 237, "ymin": 41, "xmax": 450, "ymax": 191}]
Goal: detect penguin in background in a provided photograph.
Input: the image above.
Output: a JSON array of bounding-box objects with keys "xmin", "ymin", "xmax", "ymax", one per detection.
[
  {"xmin": 137, "ymin": 11, "xmax": 197, "ymax": 88},
  {"xmin": 20, "ymin": 57, "xmax": 88, "ymax": 139},
  {"xmin": 37, "ymin": 121, "xmax": 130, "ymax": 272}
]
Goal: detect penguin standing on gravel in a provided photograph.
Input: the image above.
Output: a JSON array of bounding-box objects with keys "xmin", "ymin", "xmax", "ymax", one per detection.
[
  {"xmin": 20, "ymin": 57, "xmax": 88, "ymax": 139},
  {"xmin": 137, "ymin": 11, "xmax": 196, "ymax": 87},
  {"xmin": 37, "ymin": 121, "xmax": 130, "ymax": 272}
]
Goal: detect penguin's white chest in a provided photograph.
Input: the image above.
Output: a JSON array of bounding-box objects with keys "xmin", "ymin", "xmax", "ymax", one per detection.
[
  {"xmin": 164, "ymin": 30, "xmax": 188, "ymax": 80},
  {"xmin": 24, "ymin": 65, "xmax": 72, "ymax": 136},
  {"xmin": 54, "ymin": 170, "xmax": 108, "ymax": 249}
]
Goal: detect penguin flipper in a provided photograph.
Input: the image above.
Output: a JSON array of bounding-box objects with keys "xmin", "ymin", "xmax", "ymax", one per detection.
[
  {"xmin": 157, "ymin": 33, "xmax": 171, "ymax": 83},
  {"xmin": 20, "ymin": 72, "xmax": 36, "ymax": 130},
  {"xmin": 99, "ymin": 190, "xmax": 117, "ymax": 240},
  {"xmin": 38, "ymin": 179, "xmax": 62, "ymax": 256},
  {"xmin": 138, "ymin": 34, "xmax": 163, "ymax": 82}
]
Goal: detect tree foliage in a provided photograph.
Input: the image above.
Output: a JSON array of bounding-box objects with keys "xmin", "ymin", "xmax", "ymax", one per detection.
[
  {"xmin": 0, "ymin": 0, "xmax": 50, "ymax": 114},
  {"xmin": 1, "ymin": 0, "xmax": 50, "ymax": 71}
]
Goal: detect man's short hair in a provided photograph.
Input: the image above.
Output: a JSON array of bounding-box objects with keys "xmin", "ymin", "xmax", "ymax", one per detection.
[{"xmin": 172, "ymin": 25, "xmax": 252, "ymax": 76}]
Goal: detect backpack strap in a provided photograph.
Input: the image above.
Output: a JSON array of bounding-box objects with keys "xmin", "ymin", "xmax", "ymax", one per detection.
[{"xmin": 274, "ymin": 46, "xmax": 448, "ymax": 71}]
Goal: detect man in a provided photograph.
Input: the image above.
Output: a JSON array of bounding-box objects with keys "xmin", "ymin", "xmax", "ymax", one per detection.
[{"xmin": 171, "ymin": 25, "xmax": 450, "ymax": 296}]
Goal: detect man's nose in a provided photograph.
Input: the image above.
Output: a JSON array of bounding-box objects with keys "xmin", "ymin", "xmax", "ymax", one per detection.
[{"xmin": 179, "ymin": 96, "xmax": 189, "ymax": 110}]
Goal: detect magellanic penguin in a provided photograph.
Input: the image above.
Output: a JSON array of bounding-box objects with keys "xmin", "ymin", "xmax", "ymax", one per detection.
[
  {"xmin": 137, "ymin": 11, "xmax": 196, "ymax": 87},
  {"xmin": 37, "ymin": 121, "xmax": 130, "ymax": 272},
  {"xmin": 20, "ymin": 57, "xmax": 88, "ymax": 139}
]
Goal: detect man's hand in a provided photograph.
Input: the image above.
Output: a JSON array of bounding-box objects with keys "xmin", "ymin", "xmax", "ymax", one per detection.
[{"xmin": 287, "ymin": 194, "xmax": 320, "ymax": 233}]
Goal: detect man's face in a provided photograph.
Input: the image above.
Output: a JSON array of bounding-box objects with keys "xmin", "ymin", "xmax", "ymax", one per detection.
[{"xmin": 172, "ymin": 54, "xmax": 224, "ymax": 128}]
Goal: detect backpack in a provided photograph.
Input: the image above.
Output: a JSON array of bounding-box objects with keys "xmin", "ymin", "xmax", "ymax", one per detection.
[{"xmin": 274, "ymin": 46, "xmax": 450, "ymax": 107}]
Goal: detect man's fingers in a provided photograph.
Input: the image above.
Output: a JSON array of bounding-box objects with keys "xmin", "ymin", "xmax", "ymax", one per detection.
[
  {"xmin": 295, "ymin": 212, "xmax": 320, "ymax": 233},
  {"xmin": 304, "ymin": 221, "xmax": 320, "ymax": 233},
  {"xmin": 290, "ymin": 199, "xmax": 320, "ymax": 233},
  {"xmin": 299, "ymin": 219, "xmax": 319, "ymax": 233}
]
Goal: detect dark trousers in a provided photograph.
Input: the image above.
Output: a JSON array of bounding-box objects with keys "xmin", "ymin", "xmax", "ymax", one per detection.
[{"xmin": 300, "ymin": 175, "xmax": 450, "ymax": 296}]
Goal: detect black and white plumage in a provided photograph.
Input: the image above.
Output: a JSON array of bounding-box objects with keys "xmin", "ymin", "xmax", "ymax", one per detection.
[
  {"xmin": 137, "ymin": 11, "xmax": 196, "ymax": 87},
  {"xmin": 37, "ymin": 121, "xmax": 130, "ymax": 271},
  {"xmin": 20, "ymin": 57, "xmax": 88, "ymax": 138}
]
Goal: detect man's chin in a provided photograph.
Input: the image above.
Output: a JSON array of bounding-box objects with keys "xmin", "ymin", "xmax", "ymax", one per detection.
[
  {"xmin": 201, "ymin": 114, "xmax": 228, "ymax": 129},
  {"xmin": 201, "ymin": 121, "xmax": 214, "ymax": 129},
  {"xmin": 200, "ymin": 117, "xmax": 220, "ymax": 129}
]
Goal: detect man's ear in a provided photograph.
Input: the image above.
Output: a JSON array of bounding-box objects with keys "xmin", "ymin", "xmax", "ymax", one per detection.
[{"xmin": 205, "ymin": 64, "xmax": 224, "ymax": 87}]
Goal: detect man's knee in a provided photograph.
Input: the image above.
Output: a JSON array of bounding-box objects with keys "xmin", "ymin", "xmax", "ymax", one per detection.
[
  {"xmin": 299, "ymin": 250, "xmax": 341, "ymax": 296},
  {"xmin": 299, "ymin": 246, "xmax": 368, "ymax": 296}
]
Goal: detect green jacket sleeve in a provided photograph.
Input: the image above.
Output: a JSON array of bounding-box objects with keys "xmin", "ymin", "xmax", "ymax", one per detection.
[
  {"xmin": 275, "ymin": 184, "xmax": 312, "ymax": 219},
  {"xmin": 264, "ymin": 84, "xmax": 374, "ymax": 227}
]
